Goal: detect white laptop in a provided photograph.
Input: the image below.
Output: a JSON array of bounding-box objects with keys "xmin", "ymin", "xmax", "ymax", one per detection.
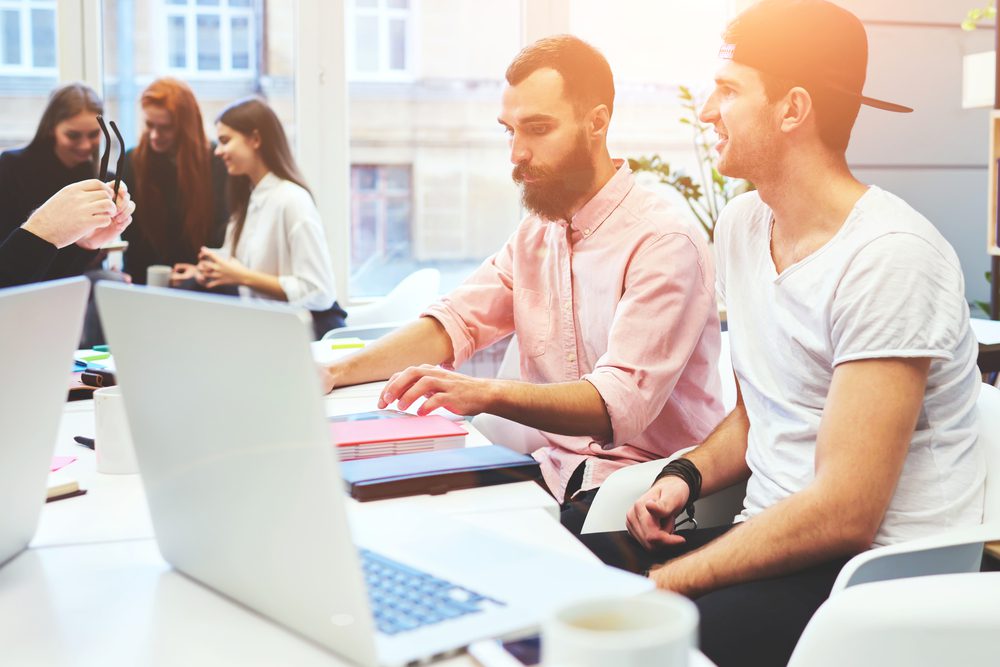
[
  {"xmin": 0, "ymin": 277, "xmax": 90, "ymax": 567},
  {"xmin": 95, "ymin": 283, "xmax": 652, "ymax": 667}
]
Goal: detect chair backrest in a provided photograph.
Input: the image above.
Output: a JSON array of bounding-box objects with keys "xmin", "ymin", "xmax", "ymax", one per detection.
[
  {"xmin": 496, "ymin": 334, "xmax": 520, "ymax": 380},
  {"xmin": 344, "ymin": 269, "xmax": 440, "ymax": 327},
  {"xmin": 321, "ymin": 321, "xmax": 408, "ymax": 342},
  {"xmin": 978, "ymin": 382, "xmax": 1000, "ymax": 522}
]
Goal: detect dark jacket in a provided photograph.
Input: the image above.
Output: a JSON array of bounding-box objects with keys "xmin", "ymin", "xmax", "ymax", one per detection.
[
  {"xmin": 121, "ymin": 147, "xmax": 230, "ymax": 284},
  {"xmin": 0, "ymin": 228, "xmax": 57, "ymax": 288},
  {"xmin": 0, "ymin": 142, "xmax": 100, "ymax": 281}
]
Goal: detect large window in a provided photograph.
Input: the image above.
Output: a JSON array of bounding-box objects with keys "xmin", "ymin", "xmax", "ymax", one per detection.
[
  {"xmin": 101, "ymin": 0, "xmax": 295, "ymax": 190},
  {"xmin": 347, "ymin": 0, "xmax": 413, "ymax": 81},
  {"xmin": 0, "ymin": 0, "xmax": 56, "ymax": 75},
  {"xmin": 162, "ymin": 0, "xmax": 255, "ymax": 77},
  {"xmin": 346, "ymin": 0, "xmax": 731, "ymax": 298}
]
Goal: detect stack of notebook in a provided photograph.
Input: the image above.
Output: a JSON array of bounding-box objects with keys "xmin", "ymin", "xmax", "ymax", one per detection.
[{"xmin": 329, "ymin": 410, "xmax": 467, "ymax": 461}]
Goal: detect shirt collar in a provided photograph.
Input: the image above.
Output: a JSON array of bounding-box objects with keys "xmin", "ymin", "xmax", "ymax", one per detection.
[
  {"xmin": 568, "ymin": 159, "xmax": 633, "ymax": 237},
  {"xmin": 249, "ymin": 171, "xmax": 280, "ymax": 201}
]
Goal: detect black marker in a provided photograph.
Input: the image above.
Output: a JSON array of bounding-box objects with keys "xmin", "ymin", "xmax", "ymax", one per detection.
[{"xmin": 73, "ymin": 436, "xmax": 95, "ymax": 450}]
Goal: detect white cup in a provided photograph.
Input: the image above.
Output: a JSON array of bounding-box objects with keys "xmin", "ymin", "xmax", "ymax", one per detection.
[
  {"xmin": 542, "ymin": 592, "xmax": 698, "ymax": 667},
  {"xmin": 94, "ymin": 386, "xmax": 139, "ymax": 474},
  {"xmin": 146, "ymin": 264, "xmax": 172, "ymax": 287}
]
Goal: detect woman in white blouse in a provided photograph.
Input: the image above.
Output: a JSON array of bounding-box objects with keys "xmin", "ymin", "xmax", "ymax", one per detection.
[{"xmin": 175, "ymin": 97, "xmax": 346, "ymax": 338}]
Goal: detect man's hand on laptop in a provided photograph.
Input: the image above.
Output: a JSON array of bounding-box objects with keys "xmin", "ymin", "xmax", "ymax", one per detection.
[
  {"xmin": 626, "ymin": 476, "xmax": 690, "ymax": 551},
  {"xmin": 379, "ymin": 365, "xmax": 495, "ymax": 417}
]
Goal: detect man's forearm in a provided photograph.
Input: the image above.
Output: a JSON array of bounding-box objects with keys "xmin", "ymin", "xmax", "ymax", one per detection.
[
  {"xmin": 654, "ymin": 483, "xmax": 862, "ymax": 598},
  {"xmin": 487, "ymin": 379, "xmax": 613, "ymax": 441},
  {"xmin": 327, "ymin": 317, "xmax": 454, "ymax": 388},
  {"xmin": 682, "ymin": 401, "xmax": 752, "ymax": 496}
]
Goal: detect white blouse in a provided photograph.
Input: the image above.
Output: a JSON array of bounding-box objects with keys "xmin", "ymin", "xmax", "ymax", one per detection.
[{"xmin": 222, "ymin": 172, "xmax": 337, "ymax": 311}]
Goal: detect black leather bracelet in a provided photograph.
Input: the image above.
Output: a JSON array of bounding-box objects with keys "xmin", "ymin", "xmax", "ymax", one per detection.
[{"xmin": 653, "ymin": 457, "xmax": 702, "ymax": 527}]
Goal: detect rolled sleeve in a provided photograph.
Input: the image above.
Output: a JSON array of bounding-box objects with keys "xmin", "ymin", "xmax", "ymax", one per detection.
[
  {"xmin": 583, "ymin": 233, "xmax": 716, "ymax": 446},
  {"xmin": 422, "ymin": 238, "xmax": 516, "ymax": 368}
]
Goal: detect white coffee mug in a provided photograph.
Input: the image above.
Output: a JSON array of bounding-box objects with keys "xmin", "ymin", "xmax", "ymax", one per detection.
[
  {"xmin": 94, "ymin": 386, "xmax": 139, "ymax": 474},
  {"xmin": 542, "ymin": 592, "xmax": 698, "ymax": 667},
  {"xmin": 146, "ymin": 264, "xmax": 172, "ymax": 287}
]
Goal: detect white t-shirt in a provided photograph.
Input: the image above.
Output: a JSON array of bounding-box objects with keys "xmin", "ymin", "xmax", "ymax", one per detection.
[
  {"xmin": 716, "ymin": 187, "xmax": 984, "ymax": 546},
  {"xmin": 223, "ymin": 172, "xmax": 337, "ymax": 311}
]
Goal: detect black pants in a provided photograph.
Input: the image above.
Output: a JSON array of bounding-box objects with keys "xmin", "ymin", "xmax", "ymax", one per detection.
[{"xmin": 561, "ymin": 490, "xmax": 849, "ymax": 667}]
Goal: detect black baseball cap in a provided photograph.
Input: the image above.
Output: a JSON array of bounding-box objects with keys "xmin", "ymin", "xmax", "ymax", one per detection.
[{"xmin": 719, "ymin": 0, "xmax": 912, "ymax": 113}]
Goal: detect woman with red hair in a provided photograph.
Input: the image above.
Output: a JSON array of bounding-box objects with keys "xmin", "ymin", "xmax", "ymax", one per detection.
[{"xmin": 122, "ymin": 77, "xmax": 228, "ymax": 284}]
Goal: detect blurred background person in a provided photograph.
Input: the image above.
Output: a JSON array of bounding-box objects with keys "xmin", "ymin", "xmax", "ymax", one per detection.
[
  {"xmin": 174, "ymin": 97, "xmax": 346, "ymax": 339},
  {"xmin": 0, "ymin": 83, "xmax": 110, "ymax": 281},
  {"xmin": 122, "ymin": 77, "xmax": 228, "ymax": 285}
]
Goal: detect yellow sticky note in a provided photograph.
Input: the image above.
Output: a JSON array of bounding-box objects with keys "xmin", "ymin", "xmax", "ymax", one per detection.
[{"xmin": 329, "ymin": 337, "xmax": 366, "ymax": 350}]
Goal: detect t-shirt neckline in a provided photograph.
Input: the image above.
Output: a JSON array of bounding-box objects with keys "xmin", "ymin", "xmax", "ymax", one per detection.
[{"xmin": 767, "ymin": 186, "xmax": 876, "ymax": 283}]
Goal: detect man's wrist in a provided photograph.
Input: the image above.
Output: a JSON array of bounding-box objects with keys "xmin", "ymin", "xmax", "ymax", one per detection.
[
  {"xmin": 653, "ymin": 474, "xmax": 691, "ymax": 508},
  {"xmin": 483, "ymin": 378, "xmax": 510, "ymax": 415}
]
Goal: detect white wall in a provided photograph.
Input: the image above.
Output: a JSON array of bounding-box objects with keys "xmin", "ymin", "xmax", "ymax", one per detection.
[{"xmin": 835, "ymin": 0, "xmax": 994, "ymax": 308}]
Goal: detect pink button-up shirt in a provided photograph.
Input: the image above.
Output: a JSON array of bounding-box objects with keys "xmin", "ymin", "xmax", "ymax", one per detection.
[{"xmin": 424, "ymin": 162, "xmax": 724, "ymax": 500}]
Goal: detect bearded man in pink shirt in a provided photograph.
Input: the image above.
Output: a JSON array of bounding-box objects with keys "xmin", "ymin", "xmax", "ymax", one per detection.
[{"xmin": 320, "ymin": 35, "xmax": 724, "ymax": 530}]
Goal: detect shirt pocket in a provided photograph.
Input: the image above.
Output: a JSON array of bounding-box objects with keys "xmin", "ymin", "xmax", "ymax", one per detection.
[{"xmin": 513, "ymin": 287, "xmax": 551, "ymax": 358}]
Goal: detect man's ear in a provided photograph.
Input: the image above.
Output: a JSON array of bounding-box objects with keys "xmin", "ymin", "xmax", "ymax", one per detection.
[
  {"xmin": 588, "ymin": 104, "xmax": 611, "ymax": 140},
  {"xmin": 779, "ymin": 87, "xmax": 813, "ymax": 135}
]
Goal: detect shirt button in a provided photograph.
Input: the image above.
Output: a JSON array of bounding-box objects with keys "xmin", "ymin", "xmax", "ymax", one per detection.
[
  {"xmin": 567, "ymin": 353, "xmax": 576, "ymax": 362},
  {"xmin": 583, "ymin": 229, "xmax": 591, "ymax": 237},
  {"xmin": 564, "ymin": 301, "xmax": 571, "ymax": 310}
]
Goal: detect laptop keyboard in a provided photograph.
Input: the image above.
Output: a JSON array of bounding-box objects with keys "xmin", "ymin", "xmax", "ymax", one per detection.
[{"xmin": 360, "ymin": 549, "xmax": 505, "ymax": 636}]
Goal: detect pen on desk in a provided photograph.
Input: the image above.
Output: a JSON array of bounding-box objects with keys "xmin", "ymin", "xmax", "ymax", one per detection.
[{"xmin": 74, "ymin": 436, "xmax": 95, "ymax": 450}]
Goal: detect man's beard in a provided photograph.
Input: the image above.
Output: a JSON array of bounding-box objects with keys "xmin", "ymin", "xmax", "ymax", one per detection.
[{"xmin": 512, "ymin": 134, "xmax": 596, "ymax": 221}]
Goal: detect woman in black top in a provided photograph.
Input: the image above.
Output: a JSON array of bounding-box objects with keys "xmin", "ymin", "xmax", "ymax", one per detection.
[
  {"xmin": 0, "ymin": 84, "xmax": 107, "ymax": 280},
  {"xmin": 122, "ymin": 78, "xmax": 228, "ymax": 284}
]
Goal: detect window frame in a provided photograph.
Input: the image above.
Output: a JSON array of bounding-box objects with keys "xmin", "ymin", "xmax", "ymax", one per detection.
[
  {"xmin": 0, "ymin": 0, "xmax": 57, "ymax": 76},
  {"xmin": 159, "ymin": 0, "xmax": 257, "ymax": 80},
  {"xmin": 346, "ymin": 0, "xmax": 415, "ymax": 83}
]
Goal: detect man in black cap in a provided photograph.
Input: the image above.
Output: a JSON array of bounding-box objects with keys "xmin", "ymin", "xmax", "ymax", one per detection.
[{"xmin": 588, "ymin": 1, "xmax": 985, "ymax": 665}]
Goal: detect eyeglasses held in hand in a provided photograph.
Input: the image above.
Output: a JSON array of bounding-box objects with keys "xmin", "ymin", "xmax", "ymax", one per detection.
[{"xmin": 97, "ymin": 115, "xmax": 126, "ymax": 201}]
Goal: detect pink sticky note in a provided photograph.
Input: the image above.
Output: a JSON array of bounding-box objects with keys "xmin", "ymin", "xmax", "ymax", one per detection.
[{"xmin": 50, "ymin": 456, "xmax": 77, "ymax": 472}]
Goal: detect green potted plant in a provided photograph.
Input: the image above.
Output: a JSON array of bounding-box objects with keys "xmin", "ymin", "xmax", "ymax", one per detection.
[{"xmin": 628, "ymin": 86, "xmax": 752, "ymax": 243}]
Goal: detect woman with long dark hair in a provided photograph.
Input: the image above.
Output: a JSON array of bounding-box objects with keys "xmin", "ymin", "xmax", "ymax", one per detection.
[
  {"xmin": 0, "ymin": 83, "xmax": 111, "ymax": 280},
  {"xmin": 176, "ymin": 97, "xmax": 346, "ymax": 338},
  {"xmin": 122, "ymin": 78, "xmax": 228, "ymax": 284}
]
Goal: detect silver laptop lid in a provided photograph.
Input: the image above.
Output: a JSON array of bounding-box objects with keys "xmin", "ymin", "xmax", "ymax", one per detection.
[
  {"xmin": 96, "ymin": 283, "xmax": 378, "ymax": 667},
  {"xmin": 0, "ymin": 277, "xmax": 89, "ymax": 566}
]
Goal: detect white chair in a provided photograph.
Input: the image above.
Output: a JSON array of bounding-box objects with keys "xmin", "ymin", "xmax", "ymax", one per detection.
[
  {"xmin": 786, "ymin": 571, "xmax": 1000, "ymax": 666},
  {"xmin": 343, "ymin": 268, "xmax": 441, "ymax": 328},
  {"xmin": 321, "ymin": 320, "xmax": 408, "ymax": 342}
]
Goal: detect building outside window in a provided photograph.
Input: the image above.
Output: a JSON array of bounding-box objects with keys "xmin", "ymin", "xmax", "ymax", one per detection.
[
  {"xmin": 0, "ymin": 0, "xmax": 56, "ymax": 75},
  {"xmin": 347, "ymin": 0, "xmax": 413, "ymax": 81},
  {"xmin": 162, "ymin": 0, "xmax": 255, "ymax": 77},
  {"xmin": 350, "ymin": 164, "xmax": 413, "ymax": 292},
  {"xmin": 345, "ymin": 0, "xmax": 730, "ymax": 299}
]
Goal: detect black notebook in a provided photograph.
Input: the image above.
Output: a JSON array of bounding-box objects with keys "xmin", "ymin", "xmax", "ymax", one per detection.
[{"xmin": 340, "ymin": 445, "xmax": 542, "ymax": 501}]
